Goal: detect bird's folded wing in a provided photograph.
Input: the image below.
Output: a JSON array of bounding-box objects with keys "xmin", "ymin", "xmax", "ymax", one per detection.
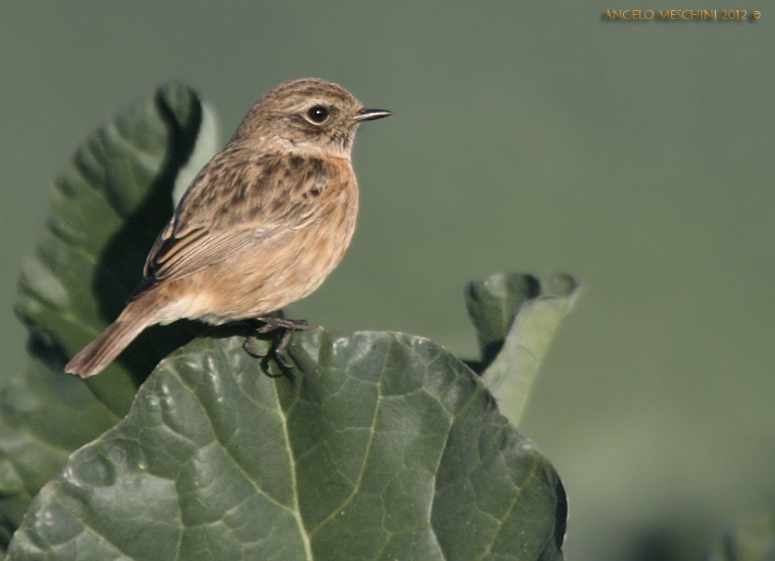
[
  {"xmin": 143, "ymin": 220, "xmax": 284, "ymax": 283},
  {"xmin": 142, "ymin": 148, "xmax": 332, "ymax": 285}
]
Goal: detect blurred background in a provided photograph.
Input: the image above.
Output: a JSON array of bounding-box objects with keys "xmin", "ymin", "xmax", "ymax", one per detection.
[{"xmin": 1, "ymin": 2, "xmax": 773, "ymax": 559}]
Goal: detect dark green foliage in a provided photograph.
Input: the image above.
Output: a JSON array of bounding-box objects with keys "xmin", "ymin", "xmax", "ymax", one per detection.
[{"xmin": 7, "ymin": 328, "xmax": 566, "ymax": 561}]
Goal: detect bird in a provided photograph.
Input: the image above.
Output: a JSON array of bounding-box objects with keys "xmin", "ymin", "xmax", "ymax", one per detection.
[{"xmin": 65, "ymin": 78, "xmax": 391, "ymax": 378}]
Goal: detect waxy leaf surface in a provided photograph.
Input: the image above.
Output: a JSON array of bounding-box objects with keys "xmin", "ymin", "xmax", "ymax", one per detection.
[{"xmin": 7, "ymin": 328, "xmax": 567, "ymax": 561}]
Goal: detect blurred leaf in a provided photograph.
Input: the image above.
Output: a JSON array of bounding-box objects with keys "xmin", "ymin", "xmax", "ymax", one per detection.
[
  {"xmin": 0, "ymin": 83, "xmax": 213, "ymax": 539},
  {"xmin": 6, "ymin": 328, "xmax": 567, "ymax": 561},
  {"xmin": 15, "ymin": 81, "xmax": 208, "ymax": 407},
  {"xmin": 465, "ymin": 273, "xmax": 580, "ymax": 426},
  {"xmin": 705, "ymin": 514, "xmax": 775, "ymax": 561},
  {"xmin": 172, "ymin": 100, "xmax": 220, "ymax": 207}
]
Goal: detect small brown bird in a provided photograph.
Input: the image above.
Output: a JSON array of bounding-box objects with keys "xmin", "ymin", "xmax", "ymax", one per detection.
[{"xmin": 65, "ymin": 78, "xmax": 390, "ymax": 377}]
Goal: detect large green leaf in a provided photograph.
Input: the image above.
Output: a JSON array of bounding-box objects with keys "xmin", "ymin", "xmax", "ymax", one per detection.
[
  {"xmin": 465, "ymin": 273, "xmax": 580, "ymax": 426},
  {"xmin": 6, "ymin": 327, "xmax": 566, "ymax": 561},
  {"xmin": 0, "ymin": 83, "xmax": 212, "ymax": 540},
  {"xmin": 705, "ymin": 513, "xmax": 775, "ymax": 561}
]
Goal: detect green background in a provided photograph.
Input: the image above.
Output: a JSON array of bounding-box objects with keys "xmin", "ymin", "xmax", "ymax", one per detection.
[{"xmin": 1, "ymin": 2, "xmax": 772, "ymax": 560}]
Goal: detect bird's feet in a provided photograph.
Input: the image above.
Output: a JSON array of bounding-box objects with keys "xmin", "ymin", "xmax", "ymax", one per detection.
[{"xmin": 243, "ymin": 316, "xmax": 310, "ymax": 369}]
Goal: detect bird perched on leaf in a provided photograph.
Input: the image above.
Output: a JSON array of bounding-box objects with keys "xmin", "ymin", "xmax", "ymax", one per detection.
[{"xmin": 66, "ymin": 78, "xmax": 390, "ymax": 378}]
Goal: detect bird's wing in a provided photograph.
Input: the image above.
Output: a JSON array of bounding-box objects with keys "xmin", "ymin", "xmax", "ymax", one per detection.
[{"xmin": 142, "ymin": 148, "xmax": 333, "ymax": 284}]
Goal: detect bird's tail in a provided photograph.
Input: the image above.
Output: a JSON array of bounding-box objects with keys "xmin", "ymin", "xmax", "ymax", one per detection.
[{"xmin": 65, "ymin": 304, "xmax": 154, "ymax": 378}]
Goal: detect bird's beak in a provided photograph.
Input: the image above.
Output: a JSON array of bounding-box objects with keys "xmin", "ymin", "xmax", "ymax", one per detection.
[{"xmin": 353, "ymin": 108, "xmax": 392, "ymax": 122}]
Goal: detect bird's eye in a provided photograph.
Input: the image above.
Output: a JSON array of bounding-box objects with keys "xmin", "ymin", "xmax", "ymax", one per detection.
[{"xmin": 307, "ymin": 105, "xmax": 329, "ymax": 123}]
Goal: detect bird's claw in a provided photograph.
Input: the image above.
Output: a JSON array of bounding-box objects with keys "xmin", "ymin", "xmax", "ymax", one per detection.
[{"xmin": 244, "ymin": 317, "xmax": 310, "ymax": 370}]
